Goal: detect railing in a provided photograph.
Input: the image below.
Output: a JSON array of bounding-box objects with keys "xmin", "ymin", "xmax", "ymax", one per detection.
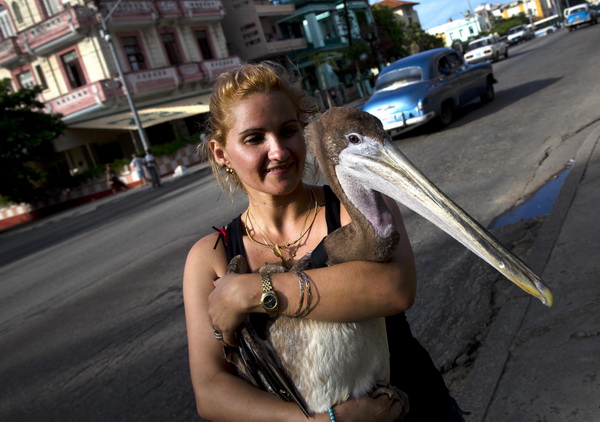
[
  {"xmin": 46, "ymin": 79, "xmax": 123, "ymax": 116},
  {"xmin": 22, "ymin": 6, "xmax": 95, "ymax": 54},
  {"xmin": 202, "ymin": 56, "xmax": 241, "ymax": 79},
  {"xmin": 100, "ymin": 0, "xmax": 224, "ymax": 23},
  {"xmin": 125, "ymin": 67, "xmax": 180, "ymax": 94},
  {"xmin": 178, "ymin": 62, "xmax": 207, "ymax": 83}
]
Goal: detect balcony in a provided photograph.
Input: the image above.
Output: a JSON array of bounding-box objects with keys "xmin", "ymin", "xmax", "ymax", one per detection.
[
  {"xmin": 201, "ymin": 56, "xmax": 241, "ymax": 79},
  {"xmin": 100, "ymin": 0, "xmax": 224, "ymax": 27},
  {"xmin": 179, "ymin": 0, "xmax": 224, "ymax": 22},
  {"xmin": 177, "ymin": 62, "xmax": 207, "ymax": 83},
  {"xmin": 125, "ymin": 66, "xmax": 180, "ymax": 96},
  {"xmin": 21, "ymin": 6, "xmax": 96, "ymax": 56},
  {"xmin": 45, "ymin": 79, "xmax": 124, "ymax": 117},
  {"xmin": 0, "ymin": 37, "xmax": 23, "ymax": 67},
  {"xmin": 254, "ymin": 0, "xmax": 296, "ymax": 17}
]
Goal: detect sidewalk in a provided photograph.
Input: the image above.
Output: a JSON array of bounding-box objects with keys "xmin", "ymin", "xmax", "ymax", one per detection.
[{"xmin": 459, "ymin": 123, "xmax": 600, "ymax": 421}]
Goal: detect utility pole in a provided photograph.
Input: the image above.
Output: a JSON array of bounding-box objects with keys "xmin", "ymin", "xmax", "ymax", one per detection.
[{"xmin": 98, "ymin": 0, "xmax": 151, "ymax": 152}]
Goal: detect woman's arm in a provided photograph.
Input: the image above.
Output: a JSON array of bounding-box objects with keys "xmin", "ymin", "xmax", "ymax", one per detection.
[
  {"xmin": 183, "ymin": 235, "xmax": 405, "ymax": 421},
  {"xmin": 209, "ymin": 199, "xmax": 416, "ymax": 345}
]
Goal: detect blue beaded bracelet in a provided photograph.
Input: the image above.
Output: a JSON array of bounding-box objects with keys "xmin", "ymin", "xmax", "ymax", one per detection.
[{"xmin": 328, "ymin": 407, "xmax": 336, "ymax": 422}]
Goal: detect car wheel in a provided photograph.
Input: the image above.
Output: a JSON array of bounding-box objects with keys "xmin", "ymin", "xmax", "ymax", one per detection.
[
  {"xmin": 436, "ymin": 101, "xmax": 454, "ymax": 128},
  {"xmin": 481, "ymin": 81, "xmax": 495, "ymax": 103}
]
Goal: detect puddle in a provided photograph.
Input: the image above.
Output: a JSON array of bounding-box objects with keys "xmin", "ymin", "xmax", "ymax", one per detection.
[{"xmin": 490, "ymin": 160, "xmax": 573, "ymax": 228}]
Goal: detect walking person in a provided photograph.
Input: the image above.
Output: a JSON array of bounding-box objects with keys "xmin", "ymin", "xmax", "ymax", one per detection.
[
  {"xmin": 144, "ymin": 149, "xmax": 161, "ymax": 188},
  {"xmin": 129, "ymin": 153, "xmax": 147, "ymax": 186}
]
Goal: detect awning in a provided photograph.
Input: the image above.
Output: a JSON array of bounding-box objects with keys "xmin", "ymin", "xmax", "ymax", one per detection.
[{"xmin": 68, "ymin": 93, "xmax": 211, "ymax": 130}]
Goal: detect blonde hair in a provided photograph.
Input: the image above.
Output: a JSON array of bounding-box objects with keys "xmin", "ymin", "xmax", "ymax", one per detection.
[{"xmin": 199, "ymin": 61, "xmax": 320, "ymax": 195}]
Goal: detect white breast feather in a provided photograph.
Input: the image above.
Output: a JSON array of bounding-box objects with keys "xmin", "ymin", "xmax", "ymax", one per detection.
[{"xmin": 269, "ymin": 317, "xmax": 390, "ymax": 413}]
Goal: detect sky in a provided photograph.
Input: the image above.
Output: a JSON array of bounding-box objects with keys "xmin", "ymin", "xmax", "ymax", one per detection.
[{"xmin": 410, "ymin": 0, "xmax": 493, "ymax": 30}]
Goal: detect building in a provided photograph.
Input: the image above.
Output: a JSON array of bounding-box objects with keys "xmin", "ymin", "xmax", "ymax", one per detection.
[
  {"xmin": 426, "ymin": 14, "xmax": 491, "ymax": 47},
  {"xmin": 371, "ymin": 0, "xmax": 420, "ymax": 27},
  {"xmin": 0, "ymin": 0, "xmax": 240, "ymax": 177}
]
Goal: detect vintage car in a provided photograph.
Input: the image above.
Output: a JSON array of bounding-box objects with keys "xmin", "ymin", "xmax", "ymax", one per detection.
[
  {"xmin": 507, "ymin": 24, "xmax": 535, "ymax": 44},
  {"xmin": 361, "ymin": 48, "xmax": 497, "ymax": 135},
  {"xmin": 564, "ymin": 4, "xmax": 598, "ymax": 31},
  {"xmin": 464, "ymin": 35, "xmax": 509, "ymax": 64}
]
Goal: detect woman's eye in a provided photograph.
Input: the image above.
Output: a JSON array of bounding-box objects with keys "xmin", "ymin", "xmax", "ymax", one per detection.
[
  {"xmin": 244, "ymin": 135, "xmax": 262, "ymax": 144},
  {"xmin": 281, "ymin": 126, "xmax": 300, "ymax": 138}
]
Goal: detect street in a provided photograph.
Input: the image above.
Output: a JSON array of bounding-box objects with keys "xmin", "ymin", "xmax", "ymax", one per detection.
[{"xmin": 1, "ymin": 24, "xmax": 599, "ymax": 421}]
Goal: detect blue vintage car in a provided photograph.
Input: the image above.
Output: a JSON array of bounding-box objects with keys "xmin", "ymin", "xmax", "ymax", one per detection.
[
  {"xmin": 564, "ymin": 3, "xmax": 598, "ymax": 31},
  {"xmin": 361, "ymin": 48, "xmax": 497, "ymax": 135}
]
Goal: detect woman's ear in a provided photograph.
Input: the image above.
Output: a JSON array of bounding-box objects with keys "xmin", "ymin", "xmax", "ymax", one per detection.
[{"xmin": 209, "ymin": 139, "xmax": 228, "ymax": 167}]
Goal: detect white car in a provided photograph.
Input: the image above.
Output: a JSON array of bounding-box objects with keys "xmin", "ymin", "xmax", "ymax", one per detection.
[{"xmin": 464, "ymin": 35, "xmax": 509, "ymax": 64}]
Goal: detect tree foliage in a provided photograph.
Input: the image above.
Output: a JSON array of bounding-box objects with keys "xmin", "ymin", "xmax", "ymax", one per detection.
[
  {"xmin": 0, "ymin": 78, "xmax": 65, "ymax": 205},
  {"xmin": 372, "ymin": 6, "xmax": 408, "ymax": 62}
]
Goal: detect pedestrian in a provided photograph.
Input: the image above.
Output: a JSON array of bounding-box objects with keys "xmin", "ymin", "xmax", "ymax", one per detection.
[
  {"xmin": 105, "ymin": 163, "xmax": 128, "ymax": 194},
  {"xmin": 144, "ymin": 149, "xmax": 161, "ymax": 188},
  {"xmin": 129, "ymin": 153, "xmax": 147, "ymax": 186},
  {"xmin": 183, "ymin": 61, "xmax": 467, "ymax": 421}
]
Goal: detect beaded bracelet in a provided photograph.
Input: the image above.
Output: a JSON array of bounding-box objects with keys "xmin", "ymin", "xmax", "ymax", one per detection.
[{"xmin": 328, "ymin": 407, "xmax": 336, "ymax": 422}]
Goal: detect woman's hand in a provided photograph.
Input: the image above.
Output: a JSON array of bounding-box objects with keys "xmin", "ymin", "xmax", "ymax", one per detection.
[
  {"xmin": 331, "ymin": 391, "xmax": 409, "ymax": 422},
  {"xmin": 208, "ymin": 273, "xmax": 254, "ymax": 346}
]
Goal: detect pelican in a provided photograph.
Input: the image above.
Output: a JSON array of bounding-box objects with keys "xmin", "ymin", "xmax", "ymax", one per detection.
[{"xmin": 226, "ymin": 107, "xmax": 554, "ymax": 415}]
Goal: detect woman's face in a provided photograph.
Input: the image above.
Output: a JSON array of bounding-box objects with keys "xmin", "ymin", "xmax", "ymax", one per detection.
[{"xmin": 212, "ymin": 91, "xmax": 306, "ymax": 198}]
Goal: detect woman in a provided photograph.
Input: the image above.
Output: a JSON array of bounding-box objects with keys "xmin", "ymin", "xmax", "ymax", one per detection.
[{"xmin": 183, "ymin": 61, "xmax": 463, "ymax": 421}]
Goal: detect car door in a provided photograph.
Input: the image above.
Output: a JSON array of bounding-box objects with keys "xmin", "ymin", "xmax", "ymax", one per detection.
[{"xmin": 439, "ymin": 52, "xmax": 471, "ymax": 104}]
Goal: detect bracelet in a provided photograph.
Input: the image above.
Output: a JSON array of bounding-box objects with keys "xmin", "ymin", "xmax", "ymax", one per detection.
[
  {"xmin": 328, "ymin": 407, "xmax": 336, "ymax": 422},
  {"xmin": 291, "ymin": 272, "xmax": 305, "ymax": 317},
  {"xmin": 296, "ymin": 271, "xmax": 312, "ymax": 318}
]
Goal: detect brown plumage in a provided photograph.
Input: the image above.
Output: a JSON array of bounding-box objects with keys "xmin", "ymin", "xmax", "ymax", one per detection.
[{"xmin": 226, "ymin": 106, "xmax": 553, "ymax": 415}]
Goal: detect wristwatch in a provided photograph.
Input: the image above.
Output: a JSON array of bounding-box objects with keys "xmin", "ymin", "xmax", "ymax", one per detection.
[{"xmin": 260, "ymin": 273, "xmax": 279, "ymax": 316}]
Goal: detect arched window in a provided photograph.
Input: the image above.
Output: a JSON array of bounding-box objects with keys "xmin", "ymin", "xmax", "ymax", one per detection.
[
  {"xmin": 12, "ymin": 2, "xmax": 22, "ymax": 24},
  {"xmin": 0, "ymin": 4, "xmax": 16, "ymax": 38}
]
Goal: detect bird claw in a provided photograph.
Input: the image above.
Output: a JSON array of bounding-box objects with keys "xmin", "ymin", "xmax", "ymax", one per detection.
[{"xmin": 372, "ymin": 382, "xmax": 408, "ymax": 401}]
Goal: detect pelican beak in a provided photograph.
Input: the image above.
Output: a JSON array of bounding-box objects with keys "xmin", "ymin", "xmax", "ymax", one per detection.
[{"xmin": 337, "ymin": 138, "xmax": 554, "ymax": 307}]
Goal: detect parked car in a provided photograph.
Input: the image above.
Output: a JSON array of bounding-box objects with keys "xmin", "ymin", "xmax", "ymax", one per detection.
[
  {"xmin": 464, "ymin": 35, "xmax": 509, "ymax": 64},
  {"xmin": 507, "ymin": 24, "xmax": 535, "ymax": 44},
  {"xmin": 361, "ymin": 48, "xmax": 497, "ymax": 135},
  {"xmin": 563, "ymin": 3, "xmax": 598, "ymax": 31}
]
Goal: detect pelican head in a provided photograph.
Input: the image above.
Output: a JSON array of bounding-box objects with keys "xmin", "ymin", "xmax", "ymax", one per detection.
[{"xmin": 305, "ymin": 107, "xmax": 553, "ymax": 307}]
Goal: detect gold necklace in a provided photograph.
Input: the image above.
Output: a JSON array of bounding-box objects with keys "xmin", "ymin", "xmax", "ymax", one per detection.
[{"xmin": 244, "ymin": 188, "xmax": 319, "ymax": 267}]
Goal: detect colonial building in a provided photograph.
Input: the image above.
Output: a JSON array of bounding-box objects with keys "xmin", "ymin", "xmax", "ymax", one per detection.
[
  {"xmin": 371, "ymin": 0, "xmax": 420, "ymax": 27},
  {"xmin": 0, "ymin": 0, "xmax": 240, "ymax": 176}
]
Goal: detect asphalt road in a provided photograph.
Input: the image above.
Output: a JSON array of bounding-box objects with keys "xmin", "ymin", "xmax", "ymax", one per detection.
[{"xmin": 1, "ymin": 25, "xmax": 599, "ymax": 421}]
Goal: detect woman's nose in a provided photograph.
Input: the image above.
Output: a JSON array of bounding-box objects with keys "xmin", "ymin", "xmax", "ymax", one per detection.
[{"xmin": 266, "ymin": 136, "xmax": 289, "ymax": 161}]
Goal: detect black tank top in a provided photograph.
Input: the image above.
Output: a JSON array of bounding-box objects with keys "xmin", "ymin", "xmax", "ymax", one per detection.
[{"xmin": 223, "ymin": 185, "xmax": 451, "ymax": 421}]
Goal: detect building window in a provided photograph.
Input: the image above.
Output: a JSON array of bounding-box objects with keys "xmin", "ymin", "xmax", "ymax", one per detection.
[
  {"xmin": 35, "ymin": 65, "xmax": 48, "ymax": 89},
  {"xmin": 61, "ymin": 50, "xmax": 87, "ymax": 89},
  {"xmin": 194, "ymin": 29, "xmax": 214, "ymax": 60},
  {"xmin": 160, "ymin": 32, "xmax": 183, "ymax": 65},
  {"xmin": 12, "ymin": 2, "xmax": 23, "ymax": 24},
  {"xmin": 38, "ymin": 0, "xmax": 59, "ymax": 19},
  {"xmin": 0, "ymin": 5, "xmax": 16, "ymax": 37},
  {"xmin": 121, "ymin": 36, "xmax": 146, "ymax": 71},
  {"xmin": 17, "ymin": 70, "xmax": 36, "ymax": 89}
]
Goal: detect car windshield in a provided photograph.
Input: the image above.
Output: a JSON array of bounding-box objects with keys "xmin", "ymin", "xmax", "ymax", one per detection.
[
  {"xmin": 567, "ymin": 6, "xmax": 586, "ymax": 15},
  {"xmin": 467, "ymin": 39, "xmax": 491, "ymax": 50},
  {"xmin": 374, "ymin": 67, "xmax": 423, "ymax": 92},
  {"xmin": 509, "ymin": 26, "xmax": 524, "ymax": 34}
]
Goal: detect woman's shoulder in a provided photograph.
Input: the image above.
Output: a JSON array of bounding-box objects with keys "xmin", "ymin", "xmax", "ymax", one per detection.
[{"xmin": 186, "ymin": 232, "xmax": 229, "ymax": 274}]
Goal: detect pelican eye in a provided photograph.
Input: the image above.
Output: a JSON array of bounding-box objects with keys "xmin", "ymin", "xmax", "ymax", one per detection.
[{"xmin": 347, "ymin": 134, "xmax": 361, "ymax": 144}]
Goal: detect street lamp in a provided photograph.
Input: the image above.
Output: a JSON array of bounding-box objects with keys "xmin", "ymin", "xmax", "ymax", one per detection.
[{"xmin": 98, "ymin": 0, "xmax": 151, "ymax": 152}]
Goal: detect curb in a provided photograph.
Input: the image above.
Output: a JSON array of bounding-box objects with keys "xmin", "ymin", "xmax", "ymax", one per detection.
[{"xmin": 458, "ymin": 123, "xmax": 600, "ymax": 421}]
